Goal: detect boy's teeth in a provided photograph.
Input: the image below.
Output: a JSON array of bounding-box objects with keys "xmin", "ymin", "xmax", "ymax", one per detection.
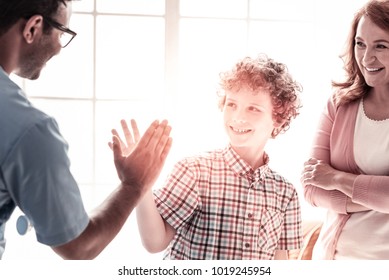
[{"xmin": 232, "ymin": 128, "xmax": 249, "ymax": 133}]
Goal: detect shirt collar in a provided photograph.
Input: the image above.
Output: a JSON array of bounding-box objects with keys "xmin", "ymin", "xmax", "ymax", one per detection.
[{"xmin": 222, "ymin": 144, "xmax": 270, "ymax": 182}]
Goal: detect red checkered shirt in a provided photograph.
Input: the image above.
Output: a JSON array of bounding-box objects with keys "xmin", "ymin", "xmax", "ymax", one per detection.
[{"xmin": 154, "ymin": 145, "xmax": 302, "ymax": 259}]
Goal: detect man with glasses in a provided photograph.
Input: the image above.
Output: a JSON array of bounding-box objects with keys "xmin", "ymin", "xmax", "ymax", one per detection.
[
  {"xmin": 0, "ymin": 0, "xmax": 172, "ymax": 259},
  {"xmin": 43, "ymin": 16, "xmax": 77, "ymax": 48}
]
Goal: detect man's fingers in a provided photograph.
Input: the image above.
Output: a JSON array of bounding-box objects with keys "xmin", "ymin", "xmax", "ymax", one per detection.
[
  {"xmin": 120, "ymin": 119, "xmax": 135, "ymax": 146},
  {"xmin": 111, "ymin": 128, "xmax": 119, "ymax": 138},
  {"xmin": 111, "ymin": 128, "xmax": 126, "ymax": 148},
  {"xmin": 112, "ymin": 135, "xmax": 124, "ymax": 165},
  {"xmin": 130, "ymin": 119, "xmax": 141, "ymax": 143}
]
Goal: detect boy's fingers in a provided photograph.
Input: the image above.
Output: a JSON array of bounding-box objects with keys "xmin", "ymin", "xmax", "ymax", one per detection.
[
  {"xmin": 146, "ymin": 120, "xmax": 169, "ymax": 151},
  {"xmin": 154, "ymin": 124, "xmax": 172, "ymax": 157},
  {"xmin": 137, "ymin": 120, "xmax": 160, "ymax": 148},
  {"xmin": 160, "ymin": 137, "xmax": 173, "ymax": 162}
]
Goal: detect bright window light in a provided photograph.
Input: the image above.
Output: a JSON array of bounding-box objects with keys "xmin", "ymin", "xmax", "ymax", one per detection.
[{"xmin": 4, "ymin": 0, "xmax": 369, "ymax": 260}]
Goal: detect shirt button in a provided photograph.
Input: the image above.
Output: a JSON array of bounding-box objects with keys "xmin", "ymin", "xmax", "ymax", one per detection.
[
  {"xmin": 247, "ymin": 213, "xmax": 253, "ymax": 219},
  {"xmin": 245, "ymin": 243, "xmax": 250, "ymax": 248}
]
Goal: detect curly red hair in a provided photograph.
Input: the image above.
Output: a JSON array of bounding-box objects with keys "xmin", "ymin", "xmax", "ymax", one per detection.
[{"xmin": 218, "ymin": 54, "xmax": 302, "ymax": 138}]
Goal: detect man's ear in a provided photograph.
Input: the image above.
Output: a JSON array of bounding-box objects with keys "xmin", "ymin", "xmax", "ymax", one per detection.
[{"xmin": 23, "ymin": 15, "xmax": 44, "ymax": 45}]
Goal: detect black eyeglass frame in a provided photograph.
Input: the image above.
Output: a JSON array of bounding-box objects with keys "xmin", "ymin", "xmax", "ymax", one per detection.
[{"xmin": 43, "ymin": 17, "xmax": 77, "ymax": 48}]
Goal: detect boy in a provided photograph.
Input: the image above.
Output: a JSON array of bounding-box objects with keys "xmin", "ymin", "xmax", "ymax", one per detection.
[{"xmin": 116, "ymin": 54, "xmax": 303, "ymax": 259}]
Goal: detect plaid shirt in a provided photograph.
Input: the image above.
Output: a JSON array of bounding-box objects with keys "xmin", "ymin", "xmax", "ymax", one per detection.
[{"xmin": 154, "ymin": 145, "xmax": 302, "ymax": 260}]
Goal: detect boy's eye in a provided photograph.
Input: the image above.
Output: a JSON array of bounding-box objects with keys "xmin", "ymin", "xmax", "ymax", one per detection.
[
  {"xmin": 226, "ymin": 102, "xmax": 236, "ymax": 108},
  {"xmin": 249, "ymin": 106, "xmax": 260, "ymax": 112}
]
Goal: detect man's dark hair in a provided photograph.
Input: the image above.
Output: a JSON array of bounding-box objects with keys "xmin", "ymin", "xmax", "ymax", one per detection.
[{"xmin": 0, "ymin": 0, "xmax": 71, "ymax": 36}]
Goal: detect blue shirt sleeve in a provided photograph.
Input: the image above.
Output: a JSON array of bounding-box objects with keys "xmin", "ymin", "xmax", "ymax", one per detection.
[{"xmin": 2, "ymin": 117, "xmax": 89, "ymax": 246}]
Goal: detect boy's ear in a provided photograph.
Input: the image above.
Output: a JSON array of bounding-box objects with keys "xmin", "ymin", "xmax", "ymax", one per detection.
[
  {"xmin": 218, "ymin": 96, "xmax": 226, "ymax": 111},
  {"xmin": 274, "ymin": 120, "xmax": 284, "ymax": 128},
  {"xmin": 271, "ymin": 121, "xmax": 285, "ymax": 138},
  {"xmin": 23, "ymin": 15, "xmax": 44, "ymax": 45}
]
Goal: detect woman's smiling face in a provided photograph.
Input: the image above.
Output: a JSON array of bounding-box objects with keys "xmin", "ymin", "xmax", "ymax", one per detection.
[{"xmin": 355, "ymin": 15, "xmax": 389, "ymax": 89}]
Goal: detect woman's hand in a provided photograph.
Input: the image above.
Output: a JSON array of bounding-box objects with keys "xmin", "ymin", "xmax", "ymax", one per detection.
[
  {"xmin": 301, "ymin": 158, "xmax": 355, "ymax": 197},
  {"xmin": 301, "ymin": 158, "xmax": 338, "ymax": 190}
]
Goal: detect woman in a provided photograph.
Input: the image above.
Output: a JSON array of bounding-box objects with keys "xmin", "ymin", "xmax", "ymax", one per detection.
[{"xmin": 301, "ymin": 0, "xmax": 389, "ymax": 260}]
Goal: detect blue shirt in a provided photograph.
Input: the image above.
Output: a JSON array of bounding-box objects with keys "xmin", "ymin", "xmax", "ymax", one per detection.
[{"xmin": 0, "ymin": 67, "xmax": 89, "ymax": 259}]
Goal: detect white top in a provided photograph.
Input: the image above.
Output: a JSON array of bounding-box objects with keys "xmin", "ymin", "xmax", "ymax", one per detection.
[{"xmin": 334, "ymin": 99, "xmax": 389, "ymax": 259}]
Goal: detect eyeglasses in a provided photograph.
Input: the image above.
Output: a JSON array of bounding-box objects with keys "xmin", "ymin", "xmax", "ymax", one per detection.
[{"xmin": 43, "ymin": 17, "xmax": 77, "ymax": 48}]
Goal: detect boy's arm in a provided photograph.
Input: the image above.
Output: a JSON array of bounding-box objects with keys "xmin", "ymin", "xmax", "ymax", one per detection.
[
  {"xmin": 274, "ymin": 250, "xmax": 288, "ymax": 260},
  {"xmin": 136, "ymin": 190, "xmax": 176, "ymax": 253}
]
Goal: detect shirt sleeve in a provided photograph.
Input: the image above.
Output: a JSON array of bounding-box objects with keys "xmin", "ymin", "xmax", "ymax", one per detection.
[
  {"xmin": 353, "ymin": 174, "xmax": 389, "ymax": 214},
  {"xmin": 154, "ymin": 159, "xmax": 199, "ymax": 230},
  {"xmin": 3, "ymin": 117, "xmax": 89, "ymax": 246}
]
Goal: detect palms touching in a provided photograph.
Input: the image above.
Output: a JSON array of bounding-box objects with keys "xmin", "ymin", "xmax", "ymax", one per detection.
[
  {"xmin": 110, "ymin": 119, "xmax": 173, "ymax": 195},
  {"xmin": 109, "ymin": 119, "xmax": 141, "ymax": 156}
]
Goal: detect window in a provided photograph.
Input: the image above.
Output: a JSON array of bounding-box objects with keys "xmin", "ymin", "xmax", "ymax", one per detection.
[{"xmin": 5, "ymin": 0, "xmax": 368, "ymax": 259}]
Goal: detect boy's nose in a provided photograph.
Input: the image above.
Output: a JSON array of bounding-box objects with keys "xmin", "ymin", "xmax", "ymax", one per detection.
[{"xmin": 232, "ymin": 118, "xmax": 247, "ymax": 124}]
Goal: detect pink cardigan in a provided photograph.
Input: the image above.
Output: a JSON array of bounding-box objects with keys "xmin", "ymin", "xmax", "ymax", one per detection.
[{"xmin": 304, "ymin": 95, "xmax": 389, "ymax": 259}]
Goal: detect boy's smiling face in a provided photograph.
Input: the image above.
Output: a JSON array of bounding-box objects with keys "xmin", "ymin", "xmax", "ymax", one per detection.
[{"xmin": 222, "ymin": 87, "xmax": 278, "ymax": 154}]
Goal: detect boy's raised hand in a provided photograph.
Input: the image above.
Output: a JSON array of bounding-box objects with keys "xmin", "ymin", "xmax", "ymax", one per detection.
[{"xmin": 110, "ymin": 119, "xmax": 173, "ymax": 196}]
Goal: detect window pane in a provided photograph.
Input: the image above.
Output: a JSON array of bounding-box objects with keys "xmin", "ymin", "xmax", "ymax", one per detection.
[
  {"xmin": 97, "ymin": 0, "xmax": 165, "ymax": 15},
  {"xmin": 96, "ymin": 16, "xmax": 165, "ymax": 100},
  {"xmin": 247, "ymin": 20, "xmax": 315, "ymax": 119},
  {"xmin": 176, "ymin": 18, "xmax": 248, "ymax": 156},
  {"xmin": 180, "ymin": 0, "xmax": 247, "ymax": 18},
  {"xmin": 73, "ymin": 0, "xmax": 94, "ymax": 12},
  {"xmin": 248, "ymin": 21, "xmax": 314, "ymax": 68},
  {"xmin": 179, "ymin": 18, "xmax": 247, "ymax": 95},
  {"xmin": 25, "ymin": 14, "xmax": 94, "ymax": 98},
  {"xmin": 30, "ymin": 99, "xmax": 94, "ymax": 184},
  {"xmin": 249, "ymin": 0, "xmax": 314, "ymax": 21}
]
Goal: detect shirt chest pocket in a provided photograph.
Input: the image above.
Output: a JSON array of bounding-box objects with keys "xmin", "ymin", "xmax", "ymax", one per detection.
[{"xmin": 257, "ymin": 209, "xmax": 283, "ymax": 251}]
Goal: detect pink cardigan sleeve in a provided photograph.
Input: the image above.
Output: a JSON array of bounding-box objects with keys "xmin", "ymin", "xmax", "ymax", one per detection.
[
  {"xmin": 303, "ymin": 97, "xmax": 349, "ymax": 214},
  {"xmin": 353, "ymin": 175, "xmax": 389, "ymax": 213},
  {"xmin": 304, "ymin": 96, "xmax": 389, "ymax": 214}
]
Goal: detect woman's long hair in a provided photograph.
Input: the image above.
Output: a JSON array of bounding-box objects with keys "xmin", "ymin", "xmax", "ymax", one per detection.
[{"xmin": 333, "ymin": 0, "xmax": 389, "ymax": 106}]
